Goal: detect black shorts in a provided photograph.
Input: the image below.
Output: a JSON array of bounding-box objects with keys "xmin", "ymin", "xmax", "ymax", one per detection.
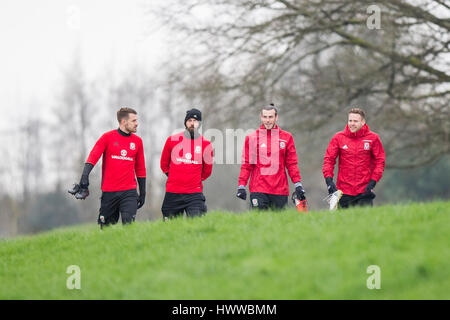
[
  {"xmin": 161, "ymin": 192, "xmax": 207, "ymax": 219},
  {"xmin": 339, "ymin": 192, "xmax": 375, "ymax": 209},
  {"xmin": 98, "ymin": 189, "xmax": 138, "ymax": 226},
  {"xmin": 249, "ymin": 192, "xmax": 288, "ymax": 210}
]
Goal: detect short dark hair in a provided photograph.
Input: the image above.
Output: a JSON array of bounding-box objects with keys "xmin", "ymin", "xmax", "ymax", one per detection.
[
  {"xmin": 349, "ymin": 107, "xmax": 366, "ymax": 120},
  {"xmin": 117, "ymin": 107, "xmax": 137, "ymax": 123},
  {"xmin": 261, "ymin": 103, "xmax": 278, "ymax": 116}
]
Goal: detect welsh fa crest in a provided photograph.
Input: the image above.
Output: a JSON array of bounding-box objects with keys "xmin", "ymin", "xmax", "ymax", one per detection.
[
  {"xmin": 280, "ymin": 142, "xmax": 286, "ymax": 149},
  {"xmin": 130, "ymin": 143, "xmax": 135, "ymax": 150},
  {"xmin": 364, "ymin": 142, "xmax": 370, "ymax": 150}
]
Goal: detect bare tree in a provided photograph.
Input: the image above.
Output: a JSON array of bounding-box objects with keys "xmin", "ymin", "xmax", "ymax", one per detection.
[
  {"xmin": 52, "ymin": 52, "xmax": 95, "ymax": 190},
  {"xmin": 19, "ymin": 115, "xmax": 43, "ymax": 200},
  {"xmin": 153, "ymin": 0, "xmax": 450, "ymax": 168}
]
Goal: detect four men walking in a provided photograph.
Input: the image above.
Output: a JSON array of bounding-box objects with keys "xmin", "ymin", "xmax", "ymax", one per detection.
[{"xmin": 70, "ymin": 105, "xmax": 385, "ymax": 226}]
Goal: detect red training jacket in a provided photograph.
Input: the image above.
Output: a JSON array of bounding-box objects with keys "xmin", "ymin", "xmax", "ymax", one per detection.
[
  {"xmin": 86, "ymin": 129, "xmax": 146, "ymax": 192},
  {"xmin": 323, "ymin": 124, "xmax": 385, "ymax": 196},
  {"xmin": 160, "ymin": 131, "xmax": 213, "ymax": 194},
  {"xmin": 238, "ymin": 124, "xmax": 301, "ymax": 195}
]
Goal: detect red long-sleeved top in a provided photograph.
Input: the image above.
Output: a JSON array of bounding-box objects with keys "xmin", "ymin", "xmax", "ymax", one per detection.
[
  {"xmin": 160, "ymin": 131, "xmax": 213, "ymax": 193},
  {"xmin": 238, "ymin": 124, "xmax": 301, "ymax": 195},
  {"xmin": 86, "ymin": 129, "xmax": 146, "ymax": 192},
  {"xmin": 323, "ymin": 124, "xmax": 385, "ymax": 196}
]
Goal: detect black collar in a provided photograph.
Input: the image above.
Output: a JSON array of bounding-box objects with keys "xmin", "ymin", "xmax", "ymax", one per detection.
[{"xmin": 117, "ymin": 128, "xmax": 132, "ymax": 137}]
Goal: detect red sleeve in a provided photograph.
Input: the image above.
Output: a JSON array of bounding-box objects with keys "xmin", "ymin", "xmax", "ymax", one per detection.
[
  {"xmin": 285, "ymin": 135, "xmax": 301, "ymax": 183},
  {"xmin": 323, "ymin": 134, "xmax": 339, "ymax": 178},
  {"xmin": 201, "ymin": 140, "xmax": 213, "ymax": 181},
  {"xmin": 371, "ymin": 135, "xmax": 385, "ymax": 182},
  {"xmin": 160, "ymin": 137, "xmax": 172, "ymax": 174},
  {"xmin": 238, "ymin": 135, "xmax": 253, "ymax": 186},
  {"xmin": 134, "ymin": 138, "xmax": 146, "ymax": 178},
  {"xmin": 86, "ymin": 133, "xmax": 108, "ymax": 166}
]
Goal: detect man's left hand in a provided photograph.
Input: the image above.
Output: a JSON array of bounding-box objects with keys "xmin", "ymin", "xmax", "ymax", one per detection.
[
  {"xmin": 364, "ymin": 179, "xmax": 377, "ymax": 193},
  {"xmin": 295, "ymin": 182, "xmax": 306, "ymax": 201},
  {"xmin": 137, "ymin": 193, "xmax": 146, "ymax": 209}
]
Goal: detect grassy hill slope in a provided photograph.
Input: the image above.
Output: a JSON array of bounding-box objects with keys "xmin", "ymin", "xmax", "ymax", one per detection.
[{"xmin": 1, "ymin": 201, "xmax": 449, "ymax": 299}]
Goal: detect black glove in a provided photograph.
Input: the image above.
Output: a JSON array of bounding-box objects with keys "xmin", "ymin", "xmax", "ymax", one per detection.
[
  {"xmin": 69, "ymin": 163, "xmax": 93, "ymax": 200},
  {"xmin": 80, "ymin": 175, "xmax": 89, "ymax": 189},
  {"xmin": 294, "ymin": 182, "xmax": 306, "ymax": 201},
  {"xmin": 137, "ymin": 177, "xmax": 146, "ymax": 209},
  {"xmin": 236, "ymin": 186, "xmax": 247, "ymax": 200},
  {"xmin": 79, "ymin": 163, "xmax": 93, "ymax": 189},
  {"xmin": 137, "ymin": 193, "xmax": 146, "ymax": 209},
  {"xmin": 325, "ymin": 177, "xmax": 338, "ymax": 195},
  {"xmin": 364, "ymin": 179, "xmax": 377, "ymax": 193}
]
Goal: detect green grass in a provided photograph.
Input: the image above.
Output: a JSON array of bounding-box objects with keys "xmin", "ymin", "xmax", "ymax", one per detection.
[{"xmin": 0, "ymin": 201, "xmax": 449, "ymax": 299}]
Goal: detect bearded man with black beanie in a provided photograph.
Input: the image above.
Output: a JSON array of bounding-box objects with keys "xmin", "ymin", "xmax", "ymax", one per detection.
[{"xmin": 160, "ymin": 108, "xmax": 214, "ymax": 219}]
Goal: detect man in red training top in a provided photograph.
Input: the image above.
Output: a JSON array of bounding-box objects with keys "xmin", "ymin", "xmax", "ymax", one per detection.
[
  {"xmin": 160, "ymin": 108, "xmax": 213, "ymax": 220},
  {"xmin": 69, "ymin": 107, "xmax": 146, "ymax": 227},
  {"xmin": 236, "ymin": 103, "xmax": 306, "ymax": 210},
  {"xmin": 323, "ymin": 107, "xmax": 385, "ymax": 208}
]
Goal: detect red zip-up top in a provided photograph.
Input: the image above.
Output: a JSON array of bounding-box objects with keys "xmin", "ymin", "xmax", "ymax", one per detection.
[
  {"xmin": 323, "ymin": 124, "xmax": 385, "ymax": 196},
  {"xmin": 238, "ymin": 124, "xmax": 301, "ymax": 195},
  {"xmin": 160, "ymin": 131, "xmax": 213, "ymax": 194},
  {"xmin": 86, "ymin": 129, "xmax": 146, "ymax": 192}
]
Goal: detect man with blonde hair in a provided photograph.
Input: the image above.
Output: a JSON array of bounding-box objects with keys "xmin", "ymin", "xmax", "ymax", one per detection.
[{"xmin": 323, "ymin": 108, "xmax": 385, "ymax": 209}]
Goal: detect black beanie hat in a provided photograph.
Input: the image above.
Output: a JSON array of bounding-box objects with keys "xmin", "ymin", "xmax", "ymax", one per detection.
[{"xmin": 184, "ymin": 108, "xmax": 202, "ymax": 125}]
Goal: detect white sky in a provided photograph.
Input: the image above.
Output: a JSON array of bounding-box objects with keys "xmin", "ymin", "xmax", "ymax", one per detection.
[{"xmin": 0, "ymin": 0, "xmax": 165, "ymax": 117}]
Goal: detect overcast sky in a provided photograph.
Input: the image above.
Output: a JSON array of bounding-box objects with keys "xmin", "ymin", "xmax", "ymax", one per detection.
[{"xmin": 0, "ymin": 0, "xmax": 165, "ymax": 118}]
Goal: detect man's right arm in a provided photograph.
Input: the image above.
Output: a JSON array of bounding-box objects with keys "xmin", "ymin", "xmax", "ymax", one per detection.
[
  {"xmin": 160, "ymin": 137, "xmax": 172, "ymax": 176},
  {"xmin": 322, "ymin": 135, "xmax": 339, "ymax": 179},
  {"xmin": 86, "ymin": 133, "xmax": 109, "ymax": 167},
  {"xmin": 69, "ymin": 133, "xmax": 108, "ymax": 199},
  {"xmin": 238, "ymin": 135, "xmax": 253, "ymax": 187},
  {"xmin": 236, "ymin": 135, "xmax": 254, "ymax": 201}
]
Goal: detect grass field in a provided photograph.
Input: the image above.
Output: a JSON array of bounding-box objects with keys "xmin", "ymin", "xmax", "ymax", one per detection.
[{"xmin": 0, "ymin": 201, "xmax": 449, "ymax": 299}]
